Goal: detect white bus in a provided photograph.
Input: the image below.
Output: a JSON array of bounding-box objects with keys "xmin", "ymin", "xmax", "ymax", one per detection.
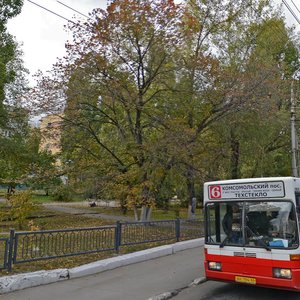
[{"xmin": 204, "ymin": 177, "xmax": 300, "ymax": 290}]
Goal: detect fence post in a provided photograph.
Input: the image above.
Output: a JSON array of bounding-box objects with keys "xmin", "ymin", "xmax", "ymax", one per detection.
[
  {"xmin": 175, "ymin": 218, "xmax": 180, "ymax": 242},
  {"xmin": 115, "ymin": 221, "xmax": 121, "ymax": 253},
  {"xmin": 7, "ymin": 229, "xmax": 15, "ymax": 272}
]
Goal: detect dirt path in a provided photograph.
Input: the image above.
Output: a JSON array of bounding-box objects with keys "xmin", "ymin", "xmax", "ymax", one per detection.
[
  {"xmin": 0, "ymin": 198, "xmax": 134, "ymax": 222},
  {"xmin": 42, "ymin": 203, "xmax": 134, "ymax": 222}
]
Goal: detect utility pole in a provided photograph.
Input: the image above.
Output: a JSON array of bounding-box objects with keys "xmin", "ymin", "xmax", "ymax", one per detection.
[{"xmin": 291, "ymin": 80, "xmax": 298, "ymax": 177}]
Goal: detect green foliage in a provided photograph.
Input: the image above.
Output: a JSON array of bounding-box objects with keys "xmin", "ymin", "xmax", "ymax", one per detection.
[
  {"xmin": 30, "ymin": 0, "xmax": 300, "ymax": 213},
  {"xmin": 52, "ymin": 185, "xmax": 74, "ymax": 202},
  {"xmin": 2, "ymin": 190, "xmax": 36, "ymax": 229},
  {"xmin": 0, "ymin": 0, "xmax": 25, "ymax": 104},
  {"xmin": 0, "ymin": 0, "xmax": 31, "ymax": 192},
  {"xmin": 0, "ymin": 0, "xmax": 23, "ymax": 23}
]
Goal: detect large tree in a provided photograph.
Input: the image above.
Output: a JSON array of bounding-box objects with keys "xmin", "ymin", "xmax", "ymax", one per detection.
[
  {"xmin": 30, "ymin": 0, "xmax": 299, "ymax": 219},
  {"xmin": 0, "ymin": 0, "xmax": 24, "ymax": 114},
  {"xmin": 210, "ymin": 17, "xmax": 299, "ymax": 180},
  {"xmin": 34, "ymin": 0, "xmax": 180, "ymax": 220},
  {"xmin": 0, "ymin": 1, "xmax": 50, "ymax": 192},
  {"xmin": 161, "ymin": 0, "xmax": 297, "ymax": 216}
]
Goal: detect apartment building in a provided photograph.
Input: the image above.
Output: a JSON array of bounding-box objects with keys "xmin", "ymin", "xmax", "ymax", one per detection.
[{"xmin": 39, "ymin": 114, "xmax": 63, "ymax": 155}]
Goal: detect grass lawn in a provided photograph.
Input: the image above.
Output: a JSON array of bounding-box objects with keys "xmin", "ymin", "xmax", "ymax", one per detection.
[
  {"xmin": 0, "ymin": 204, "xmax": 121, "ymax": 275},
  {"xmin": 0, "ymin": 204, "xmax": 114, "ymax": 233},
  {"xmin": 70, "ymin": 204, "xmax": 203, "ymax": 220},
  {"xmin": 30, "ymin": 194, "xmax": 56, "ymax": 203},
  {"xmin": 0, "ymin": 195, "xmax": 203, "ymax": 276},
  {"xmin": 0, "ymin": 204, "xmax": 189, "ymax": 276}
]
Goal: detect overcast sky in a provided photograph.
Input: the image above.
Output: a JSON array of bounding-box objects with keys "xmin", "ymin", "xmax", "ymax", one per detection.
[
  {"xmin": 6, "ymin": 0, "xmax": 300, "ymax": 86},
  {"xmin": 7, "ymin": 0, "xmax": 108, "ymax": 84}
]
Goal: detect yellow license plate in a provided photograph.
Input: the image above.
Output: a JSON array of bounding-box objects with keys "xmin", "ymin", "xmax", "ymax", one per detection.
[{"xmin": 235, "ymin": 276, "xmax": 256, "ymax": 285}]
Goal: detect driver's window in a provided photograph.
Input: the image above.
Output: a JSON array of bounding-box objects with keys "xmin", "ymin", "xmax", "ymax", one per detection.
[{"xmin": 221, "ymin": 203, "xmax": 242, "ymax": 245}]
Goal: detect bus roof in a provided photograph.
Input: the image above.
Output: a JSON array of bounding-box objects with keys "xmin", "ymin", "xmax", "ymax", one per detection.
[{"xmin": 204, "ymin": 177, "xmax": 297, "ymax": 185}]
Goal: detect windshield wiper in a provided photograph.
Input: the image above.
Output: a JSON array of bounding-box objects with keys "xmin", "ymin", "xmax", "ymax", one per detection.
[
  {"xmin": 219, "ymin": 236, "xmax": 229, "ymax": 248},
  {"xmin": 246, "ymin": 226, "xmax": 271, "ymax": 251}
]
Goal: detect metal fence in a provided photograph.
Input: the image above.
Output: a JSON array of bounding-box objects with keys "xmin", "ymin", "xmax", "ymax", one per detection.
[
  {"xmin": 119, "ymin": 220, "xmax": 177, "ymax": 247},
  {"xmin": 0, "ymin": 238, "xmax": 9, "ymax": 270},
  {"xmin": 1, "ymin": 218, "xmax": 204, "ymax": 271}
]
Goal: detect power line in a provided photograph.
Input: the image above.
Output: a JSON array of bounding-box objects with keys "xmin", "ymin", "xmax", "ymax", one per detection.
[
  {"xmin": 56, "ymin": 1, "xmax": 91, "ymax": 20},
  {"xmin": 291, "ymin": 0, "xmax": 300, "ymax": 16},
  {"xmin": 248, "ymin": 2, "xmax": 291, "ymax": 48},
  {"xmin": 27, "ymin": 0, "xmax": 76, "ymax": 25},
  {"xmin": 26, "ymin": 0, "xmax": 296, "ymax": 60},
  {"xmin": 282, "ymin": 0, "xmax": 300, "ymax": 25}
]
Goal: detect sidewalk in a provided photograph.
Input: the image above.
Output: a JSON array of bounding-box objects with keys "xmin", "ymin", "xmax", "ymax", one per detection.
[{"xmin": 0, "ymin": 239, "xmax": 205, "ymax": 300}]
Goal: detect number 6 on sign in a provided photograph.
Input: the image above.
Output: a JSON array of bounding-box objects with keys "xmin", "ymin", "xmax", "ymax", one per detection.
[{"xmin": 209, "ymin": 185, "xmax": 222, "ymax": 199}]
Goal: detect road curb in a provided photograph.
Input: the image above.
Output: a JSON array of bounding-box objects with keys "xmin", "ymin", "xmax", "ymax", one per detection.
[
  {"xmin": 0, "ymin": 269, "xmax": 69, "ymax": 294},
  {"xmin": 0, "ymin": 238, "xmax": 204, "ymax": 294},
  {"xmin": 68, "ymin": 244, "xmax": 174, "ymax": 279},
  {"xmin": 147, "ymin": 276, "xmax": 207, "ymax": 300}
]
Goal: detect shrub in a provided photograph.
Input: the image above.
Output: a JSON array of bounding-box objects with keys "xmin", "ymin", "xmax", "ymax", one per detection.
[
  {"xmin": 52, "ymin": 186, "xmax": 74, "ymax": 202},
  {"xmin": 6, "ymin": 190, "xmax": 37, "ymax": 229}
]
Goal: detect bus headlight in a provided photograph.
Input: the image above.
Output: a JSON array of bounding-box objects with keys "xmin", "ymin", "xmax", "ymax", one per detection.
[
  {"xmin": 208, "ymin": 261, "xmax": 222, "ymax": 271},
  {"xmin": 273, "ymin": 268, "xmax": 292, "ymax": 279}
]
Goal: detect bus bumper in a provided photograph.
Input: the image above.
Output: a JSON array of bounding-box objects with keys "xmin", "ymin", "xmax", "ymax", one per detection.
[{"xmin": 205, "ymin": 267, "xmax": 300, "ymax": 291}]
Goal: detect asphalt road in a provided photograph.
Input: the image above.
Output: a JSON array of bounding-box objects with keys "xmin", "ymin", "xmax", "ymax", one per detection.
[
  {"xmin": 0, "ymin": 247, "xmax": 205, "ymax": 300},
  {"xmin": 2, "ymin": 244, "xmax": 300, "ymax": 300},
  {"xmin": 171, "ymin": 279, "xmax": 300, "ymax": 300}
]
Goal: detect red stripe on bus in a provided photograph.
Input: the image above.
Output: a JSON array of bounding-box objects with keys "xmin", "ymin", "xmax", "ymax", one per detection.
[{"xmin": 205, "ymin": 253, "xmax": 300, "ymax": 291}]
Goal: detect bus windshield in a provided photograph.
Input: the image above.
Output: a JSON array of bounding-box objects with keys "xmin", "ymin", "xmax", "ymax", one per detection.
[{"xmin": 206, "ymin": 200, "xmax": 299, "ymax": 249}]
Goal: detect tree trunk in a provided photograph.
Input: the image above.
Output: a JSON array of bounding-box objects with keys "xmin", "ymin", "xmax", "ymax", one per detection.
[
  {"xmin": 186, "ymin": 165, "xmax": 196, "ymax": 219},
  {"xmin": 188, "ymin": 197, "xmax": 197, "ymax": 220},
  {"xmin": 133, "ymin": 206, "xmax": 139, "ymax": 221},
  {"xmin": 230, "ymin": 129, "xmax": 240, "ymax": 179},
  {"xmin": 140, "ymin": 206, "xmax": 152, "ymax": 222},
  {"xmin": 120, "ymin": 198, "xmax": 128, "ymax": 215},
  {"xmin": 146, "ymin": 207, "xmax": 152, "ymax": 221}
]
